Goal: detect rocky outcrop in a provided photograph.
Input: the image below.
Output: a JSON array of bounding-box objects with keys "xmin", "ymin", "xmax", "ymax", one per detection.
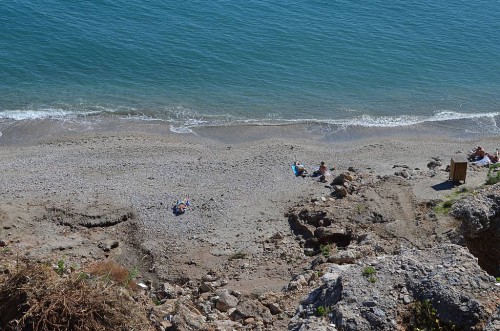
[
  {"xmin": 287, "ymin": 175, "xmax": 435, "ymax": 259},
  {"xmin": 291, "ymin": 245, "xmax": 499, "ymax": 330},
  {"xmin": 451, "ymin": 183, "xmax": 500, "ymax": 276},
  {"xmin": 485, "ymin": 306, "xmax": 500, "ymax": 331}
]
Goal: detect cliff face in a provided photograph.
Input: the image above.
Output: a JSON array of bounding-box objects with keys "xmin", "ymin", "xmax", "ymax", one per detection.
[
  {"xmin": 286, "ymin": 174, "xmax": 500, "ymax": 330},
  {"xmin": 451, "ymin": 184, "xmax": 500, "ymax": 276},
  {"xmin": 290, "ymin": 245, "xmax": 498, "ymax": 330}
]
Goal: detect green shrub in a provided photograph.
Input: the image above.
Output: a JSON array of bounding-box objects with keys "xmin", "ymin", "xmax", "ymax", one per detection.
[
  {"xmin": 434, "ymin": 199, "xmax": 456, "ymax": 215},
  {"xmin": 320, "ymin": 244, "xmax": 331, "ymax": 257},
  {"xmin": 362, "ymin": 266, "xmax": 376, "ymax": 277},
  {"xmin": 434, "ymin": 187, "xmax": 474, "ymax": 215},
  {"xmin": 362, "ymin": 266, "xmax": 377, "ymax": 283},
  {"xmin": 56, "ymin": 259, "xmax": 65, "ymax": 276},
  {"xmin": 413, "ymin": 299, "xmax": 456, "ymax": 330},
  {"xmin": 126, "ymin": 266, "xmax": 139, "ymax": 286},
  {"xmin": 486, "ymin": 163, "xmax": 500, "ymax": 185},
  {"xmin": 316, "ymin": 305, "xmax": 331, "ymax": 317}
]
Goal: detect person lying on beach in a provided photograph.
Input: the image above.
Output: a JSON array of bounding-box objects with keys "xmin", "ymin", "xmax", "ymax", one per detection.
[
  {"xmin": 486, "ymin": 151, "xmax": 499, "ymax": 163},
  {"xmin": 294, "ymin": 161, "xmax": 308, "ymax": 177},
  {"xmin": 472, "ymin": 151, "xmax": 499, "ymax": 166},
  {"xmin": 173, "ymin": 197, "xmax": 190, "ymax": 215}
]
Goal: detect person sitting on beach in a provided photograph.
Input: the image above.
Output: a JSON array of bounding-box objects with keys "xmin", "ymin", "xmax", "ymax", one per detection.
[
  {"xmin": 313, "ymin": 161, "xmax": 328, "ymax": 176},
  {"xmin": 469, "ymin": 146, "xmax": 486, "ymax": 161}
]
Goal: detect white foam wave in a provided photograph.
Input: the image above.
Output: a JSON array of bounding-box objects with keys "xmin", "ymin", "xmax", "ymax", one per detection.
[
  {"xmin": 0, "ymin": 109, "xmax": 100, "ymax": 120},
  {"xmin": 166, "ymin": 110, "xmax": 500, "ymax": 133},
  {"xmin": 2, "ymin": 108, "xmax": 499, "ymax": 133},
  {"xmin": 331, "ymin": 111, "xmax": 500, "ymax": 128}
]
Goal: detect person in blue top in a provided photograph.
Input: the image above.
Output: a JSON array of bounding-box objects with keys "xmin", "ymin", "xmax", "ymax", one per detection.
[
  {"xmin": 173, "ymin": 197, "xmax": 190, "ymax": 215},
  {"xmin": 294, "ymin": 161, "xmax": 307, "ymax": 177}
]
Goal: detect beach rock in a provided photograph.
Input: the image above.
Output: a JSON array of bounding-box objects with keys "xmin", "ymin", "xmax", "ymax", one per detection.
[
  {"xmin": 215, "ymin": 290, "xmax": 239, "ymax": 312},
  {"xmin": 394, "ymin": 170, "xmax": 410, "ymax": 179},
  {"xmin": 291, "ymin": 245, "xmax": 499, "ymax": 330},
  {"xmin": 327, "ymin": 249, "xmax": 357, "ymax": 264},
  {"xmin": 157, "ymin": 282, "xmax": 184, "ymax": 299},
  {"xmin": 331, "ymin": 173, "xmax": 354, "ymax": 186},
  {"xmin": 450, "ymin": 183, "xmax": 500, "ymax": 275},
  {"xmin": 331, "ymin": 185, "xmax": 348, "ymax": 198},
  {"xmin": 200, "ymin": 282, "xmax": 215, "ymax": 293},
  {"xmin": 484, "ymin": 306, "xmax": 500, "ymax": 331},
  {"xmin": 297, "ymin": 209, "xmax": 327, "ymax": 226},
  {"xmin": 314, "ymin": 226, "xmax": 345, "ymax": 244},
  {"xmin": 427, "ymin": 160, "xmax": 442, "ymax": 169},
  {"xmin": 230, "ymin": 299, "xmax": 273, "ymax": 324},
  {"xmin": 171, "ymin": 300, "xmax": 207, "ymax": 330},
  {"xmin": 98, "ymin": 240, "xmax": 119, "ymax": 252},
  {"xmin": 289, "ymin": 316, "xmax": 337, "ymax": 331},
  {"xmin": 267, "ymin": 302, "xmax": 282, "ymax": 315}
]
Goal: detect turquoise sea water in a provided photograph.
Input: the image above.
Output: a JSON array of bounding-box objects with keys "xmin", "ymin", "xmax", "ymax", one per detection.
[{"xmin": 1, "ymin": 1, "xmax": 499, "ymax": 133}]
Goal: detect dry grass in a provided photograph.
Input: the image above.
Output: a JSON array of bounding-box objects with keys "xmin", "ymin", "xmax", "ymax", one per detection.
[
  {"xmin": 87, "ymin": 260, "xmax": 140, "ymax": 291},
  {"xmin": 0, "ymin": 260, "xmax": 154, "ymax": 331}
]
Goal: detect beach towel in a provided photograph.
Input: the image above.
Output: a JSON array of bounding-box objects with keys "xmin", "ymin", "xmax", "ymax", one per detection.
[{"xmin": 472, "ymin": 157, "xmax": 491, "ymax": 166}]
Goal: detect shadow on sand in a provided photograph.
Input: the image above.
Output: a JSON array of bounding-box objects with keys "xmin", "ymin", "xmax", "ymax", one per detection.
[{"xmin": 431, "ymin": 181, "xmax": 461, "ymax": 191}]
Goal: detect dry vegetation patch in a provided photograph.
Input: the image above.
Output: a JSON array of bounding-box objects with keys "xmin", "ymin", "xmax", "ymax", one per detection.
[{"xmin": 0, "ymin": 260, "xmax": 154, "ymax": 331}]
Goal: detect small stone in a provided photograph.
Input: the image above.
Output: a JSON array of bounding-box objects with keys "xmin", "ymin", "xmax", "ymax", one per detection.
[
  {"xmin": 268, "ymin": 303, "xmax": 282, "ymax": 315},
  {"xmin": 216, "ymin": 292, "xmax": 239, "ymax": 312},
  {"xmin": 243, "ymin": 317, "xmax": 255, "ymax": 325},
  {"xmin": 200, "ymin": 282, "xmax": 215, "ymax": 293},
  {"xmin": 363, "ymin": 300, "xmax": 377, "ymax": 307}
]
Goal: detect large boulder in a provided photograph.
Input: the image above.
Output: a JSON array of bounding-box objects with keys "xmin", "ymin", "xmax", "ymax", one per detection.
[
  {"xmin": 291, "ymin": 245, "xmax": 499, "ymax": 330},
  {"xmin": 230, "ymin": 299, "xmax": 273, "ymax": 324},
  {"xmin": 451, "ymin": 183, "xmax": 500, "ymax": 276}
]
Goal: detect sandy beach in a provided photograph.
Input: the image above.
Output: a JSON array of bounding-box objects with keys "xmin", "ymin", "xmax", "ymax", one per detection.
[{"xmin": 1, "ymin": 118, "xmax": 499, "ymax": 328}]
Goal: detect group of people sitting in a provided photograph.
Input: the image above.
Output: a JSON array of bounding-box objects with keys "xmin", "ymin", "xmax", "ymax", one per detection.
[
  {"xmin": 294, "ymin": 161, "xmax": 331, "ymax": 182},
  {"xmin": 469, "ymin": 146, "xmax": 499, "ymax": 165}
]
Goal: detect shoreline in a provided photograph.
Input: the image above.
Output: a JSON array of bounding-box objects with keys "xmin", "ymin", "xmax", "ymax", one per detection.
[{"xmin": 1, "ymin": 115, "xmax": 500, "ymax": 146}]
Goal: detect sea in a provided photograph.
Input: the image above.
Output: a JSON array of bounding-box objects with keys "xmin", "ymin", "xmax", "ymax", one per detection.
[{"xmin": 1, "ymin": 0, "xmax": 499, "ymax": 136}]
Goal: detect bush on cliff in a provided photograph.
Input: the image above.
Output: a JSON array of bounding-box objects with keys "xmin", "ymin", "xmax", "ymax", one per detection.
[
  {"xmin": 0, "ymin": 260, "xmax": 154, "ymax": 331},
  {"xmin": 486, "ymin": 163, "xmax": 500, "ymax": 185}
]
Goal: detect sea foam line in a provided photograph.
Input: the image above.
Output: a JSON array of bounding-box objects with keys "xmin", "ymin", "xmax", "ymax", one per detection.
[
  {"xmin": 1, "ymin": 108, "xmax": 498, "ymax": 130},
  {"xmin": 170, "ymin": 111, "xmax": 500, "ymax": 133}
]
